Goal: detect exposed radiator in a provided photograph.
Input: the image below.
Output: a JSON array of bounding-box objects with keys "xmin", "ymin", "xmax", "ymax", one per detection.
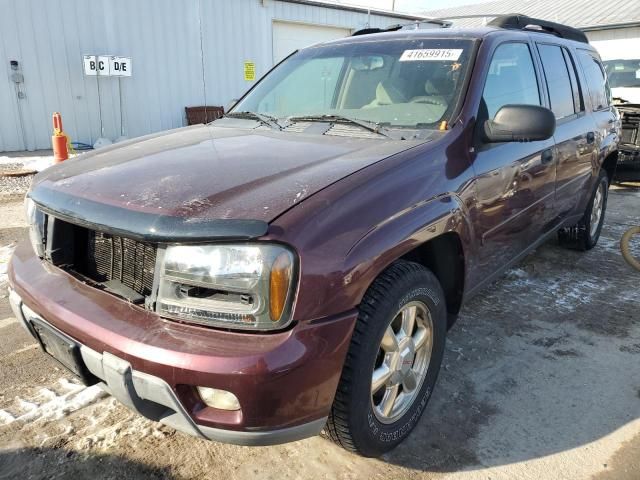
[{"xmin": 60, "ymin": 226, "xmax": 158, "ymax": 299}]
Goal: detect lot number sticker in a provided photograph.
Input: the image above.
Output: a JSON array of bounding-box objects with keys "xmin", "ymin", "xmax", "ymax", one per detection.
[{"xmin": 400, "ymin": 49, "xmax": 463, "ymax": 62}]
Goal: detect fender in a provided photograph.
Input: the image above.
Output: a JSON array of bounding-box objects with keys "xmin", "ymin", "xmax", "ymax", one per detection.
[
  {"xmin": 344, "ymin": 193, "xmax": 475, "ymax": 305},
  {"xmin": 268, "ymin": 126, "xmax": 477, "ymax": 323}
]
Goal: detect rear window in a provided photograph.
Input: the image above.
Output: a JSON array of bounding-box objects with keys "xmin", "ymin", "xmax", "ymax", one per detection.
[{"xmin": 577, "ymin": 50, "xmax": 611, "ymax": 111}]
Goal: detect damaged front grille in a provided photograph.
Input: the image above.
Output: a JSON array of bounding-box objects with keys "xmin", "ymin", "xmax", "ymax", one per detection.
[
  {"xmin": 83, "ymin": 231, "xmax": 157, "ymax": 297},
  {"xmin": 49, "ymin": 220, "xmax": 158, "ymax": 302}
]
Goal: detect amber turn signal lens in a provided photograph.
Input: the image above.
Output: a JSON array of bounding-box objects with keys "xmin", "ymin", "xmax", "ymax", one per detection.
[{"xmin": 269, "ymin": 252, "xmax": 292, "ymax": 321}]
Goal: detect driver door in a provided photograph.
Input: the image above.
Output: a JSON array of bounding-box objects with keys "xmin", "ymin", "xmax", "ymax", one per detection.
[{"xmin": 471, "ymin": 42, "xmax": 557, "ymax": 281}]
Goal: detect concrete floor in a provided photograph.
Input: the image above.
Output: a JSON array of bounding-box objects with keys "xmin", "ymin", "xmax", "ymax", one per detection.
[{"xmin": 0, "ymin": 185, "xmax": 638, "ymax": 480}]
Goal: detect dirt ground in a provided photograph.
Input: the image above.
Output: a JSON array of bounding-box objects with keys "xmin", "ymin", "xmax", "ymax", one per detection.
[{"xmin": 0, "ymin": 183, "xmax": 639, "ymax": 480}]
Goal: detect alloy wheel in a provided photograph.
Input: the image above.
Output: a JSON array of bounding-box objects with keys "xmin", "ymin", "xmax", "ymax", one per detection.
[{"xmin": 370, "ymin": 301, "xmax": 434, "ymax": 424}]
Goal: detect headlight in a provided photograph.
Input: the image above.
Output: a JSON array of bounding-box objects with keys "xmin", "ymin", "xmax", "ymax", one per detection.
[
  {"xmin": 156, "ymin": 244, "xmax": 297, "ymax": 331},
  {"xmin": 24, "ymin": 196, "xmax": 46, "ymax": 257}
]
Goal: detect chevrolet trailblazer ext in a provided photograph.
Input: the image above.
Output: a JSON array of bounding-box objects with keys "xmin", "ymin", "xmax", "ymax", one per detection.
[{"xmin": 8, "ymin": 15, "xmax": 619, "ymax": 456}]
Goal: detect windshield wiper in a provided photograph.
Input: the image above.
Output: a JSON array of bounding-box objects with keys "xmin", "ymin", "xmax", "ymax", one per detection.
[
  {"xmin": 286, "ymin": 114, "xmax": 392, "ymax": 138},
  {"xmin": 224, "ymin": 111, "xmax": 283, "ymax": 130}
]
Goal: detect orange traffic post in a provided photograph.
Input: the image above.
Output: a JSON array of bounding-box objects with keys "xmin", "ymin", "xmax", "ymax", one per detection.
[{"xmin": 52, "ymin": 112, "xmax": 68, "ymax": 163}]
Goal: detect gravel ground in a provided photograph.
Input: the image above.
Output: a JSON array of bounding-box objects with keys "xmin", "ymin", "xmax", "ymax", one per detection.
[
  {"xmin": 0, "ymin": 183, "xmax": 638, "ymax": 480},
  {"xmin": 0, "ymin": 172, "xmax": 32, "ymax": 196},
  {"xmin": 0, "ymin": 151, "xmax": 54, "ymax": 196}
]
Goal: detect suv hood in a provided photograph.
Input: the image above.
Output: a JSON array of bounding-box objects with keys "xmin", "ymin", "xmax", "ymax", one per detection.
[{"xmin": 31, "ymin": 124, "xmax": 425, "ymax": 241}]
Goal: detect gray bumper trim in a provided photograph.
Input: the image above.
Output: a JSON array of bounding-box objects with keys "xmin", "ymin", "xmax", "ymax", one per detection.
[
  {"xmin": 8, "ymin": 288, "xmax": 327, "ymax": 446},
  {"xmin": 198, "ymin": 416, "xmax": 328, "ymax": 446}
]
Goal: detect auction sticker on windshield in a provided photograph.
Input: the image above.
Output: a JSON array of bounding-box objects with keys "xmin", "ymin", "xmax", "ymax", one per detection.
[{"xmin": 400, "ymin": 49, "xmax": 463, "ymax": 62}]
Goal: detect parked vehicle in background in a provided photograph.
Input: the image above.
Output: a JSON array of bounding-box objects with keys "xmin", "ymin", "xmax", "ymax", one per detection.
[
  {"xmin": 603, "ymin": 59, "xmax": 640, "ymax": 181},
  {"xmin": 603, "ymin": 59, "xmax": 640, "ymax": 104},
  {"xmin": 8, "ymin": 15, "xmax": 619, "ymax": 456}
]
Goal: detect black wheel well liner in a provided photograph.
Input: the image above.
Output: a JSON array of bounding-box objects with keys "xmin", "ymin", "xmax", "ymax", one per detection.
[
  {"xmin": 400, "ymin": 232, "xmax": 465, "ymax": 326},
  {"xmin": 602, "ymin": 151, "xmax": 618, "ymax": 182}
]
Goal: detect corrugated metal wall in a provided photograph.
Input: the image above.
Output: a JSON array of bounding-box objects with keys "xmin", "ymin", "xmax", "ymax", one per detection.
[
  {"xmin": 586, "ymin": 27, "xmax": 640, "ymax": 61},
  {"xmin": 0, "ymin": 0, "xmax": 409, "ymax": 152}
]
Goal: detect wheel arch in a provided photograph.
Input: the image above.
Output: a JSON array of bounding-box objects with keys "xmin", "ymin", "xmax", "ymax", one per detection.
[
  {"xmin": 400, "ymin": 231, "xmax": 465, "ymax": 327},
  {"xmin": 346, "ymin": 194, "xmax": 472, "ymax": 327},
  {"xmin": 601, "ymin": 150, "xmax": 618, "ymax": 184}
]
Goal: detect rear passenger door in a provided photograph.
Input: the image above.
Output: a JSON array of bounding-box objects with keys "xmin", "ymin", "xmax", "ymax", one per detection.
[
  {"xmin": 534, "ymin": 43, "xmax": 595, "ymax": 221},
  {"xmin": 575, "ymin": 49, "xmax": 618, "ymax": 200}
]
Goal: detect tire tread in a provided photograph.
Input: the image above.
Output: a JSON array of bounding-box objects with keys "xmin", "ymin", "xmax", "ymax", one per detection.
[{"xmin": 325, "ymin": 260, "xmax": 438, "ymax": 453}]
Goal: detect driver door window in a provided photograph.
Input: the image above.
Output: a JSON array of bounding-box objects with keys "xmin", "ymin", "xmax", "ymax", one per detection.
[{"xmin": 482, "ymin": 43, "xmax": 541, "ymax": 119}]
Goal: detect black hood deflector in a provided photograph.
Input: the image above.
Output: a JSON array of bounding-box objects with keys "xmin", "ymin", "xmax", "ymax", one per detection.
[{"xmin": 30, "ymin": 186, "xmax": 269, "ymax": 243}]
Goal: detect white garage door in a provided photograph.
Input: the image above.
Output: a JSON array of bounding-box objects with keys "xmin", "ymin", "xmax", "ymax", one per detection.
[{"xmin": 272, "ymin": 21, "xmax": 351, "ymax": 63}]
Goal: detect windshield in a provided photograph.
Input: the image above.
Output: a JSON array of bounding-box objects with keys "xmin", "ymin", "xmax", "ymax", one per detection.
[
  {"xmin": 232, "ymin": 38, "xmax": 475, "ymax": 129},
  {"xmin": 603, "ymin": 59, "xmax": 640, "ymax": 88}
]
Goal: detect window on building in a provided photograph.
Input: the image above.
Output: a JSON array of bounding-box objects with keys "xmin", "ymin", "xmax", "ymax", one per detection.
[
  {"xmin": 577, "ymin": 50, "xmax": 611, "ymax": 111},
  {"xmin": 537, "ymin": 44, "xmax": 576, "ymax": 119},
  {"xmin": 482, "ymin": 43, "xmax": 541, "ymax": 119}
]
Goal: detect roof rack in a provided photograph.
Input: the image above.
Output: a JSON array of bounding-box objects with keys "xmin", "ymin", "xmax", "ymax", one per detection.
[
  {"xmin": 352, "ymin": 19, "xmax": 451, "ymax": 36},
  {"xmin": 487, "ymin": 14, "xmax": 589, "ymax": 43}
]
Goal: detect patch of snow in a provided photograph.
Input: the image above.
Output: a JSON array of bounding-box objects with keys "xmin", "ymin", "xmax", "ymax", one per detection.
[
  {"xmin": 58, "ymin": 377, "xmax": 84, "ymax": 393},
  {"xmin": 498, "ymin": 268, "xmax": 611, "ymax": 313},
  {"xmin": 4, "ymin": 382, "xmax": 107, "ymax": 426},
  {"xmin": 36, "ymin": 388, "xmax": 57, "ymax": 402},
  {"xmin": 0, "ymin": 243, "xmax": 17, "ymax": 290},
  {"xmin": 0, "ymin": 409, "xmax": 15, "ymax": 425},
  {"xmin": 0, "ymin": 154, "xmax": 55, "ymax": 172},
  {"xmin": 17, "ymin": 398, "xmax": 38, "ymax": 412},
  {"xmin": 22, "ymin": 156, "xmax": 55, "ymax": 172}
]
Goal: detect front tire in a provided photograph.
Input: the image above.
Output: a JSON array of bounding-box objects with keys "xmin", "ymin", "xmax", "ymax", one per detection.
[{"xmin": 326, "ymin": 261, "xmax": 447, "ymax": 457}]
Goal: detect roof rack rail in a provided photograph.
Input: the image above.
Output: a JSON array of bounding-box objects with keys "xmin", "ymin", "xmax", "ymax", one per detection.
[
  {"xmin": 352, "ymin": 25, "xmax": 401, "ymax": 36},
  {"xmin": 352, "ymin": 19, "xmax": 451, "ymax": 36},
  {"xmin": 487, "ymin": 14, "xmax": 589, "ymax": 44}
]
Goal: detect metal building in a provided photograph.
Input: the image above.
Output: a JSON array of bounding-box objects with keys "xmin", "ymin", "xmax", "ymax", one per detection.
[
  {"xmin": 423, "ymin": 0, "xmax": 640, "ymax": 62},
  {"xmin": 0, "ymin": 0, "xmax": 425, "ymax": 152}
]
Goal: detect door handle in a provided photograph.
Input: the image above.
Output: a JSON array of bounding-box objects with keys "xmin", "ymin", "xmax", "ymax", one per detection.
[
  {"xmin": 541, "ymin": 148, "xmax": 554, "ymax": 165},
  {"xmin": 586, "ymin": 132, "xmax": 595, "ymax": 144}
]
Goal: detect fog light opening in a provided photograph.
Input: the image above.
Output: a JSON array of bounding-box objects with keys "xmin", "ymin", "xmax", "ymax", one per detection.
[{"xmin": 197, "ymin": 387, "xmax": 241, "ymax": 411}]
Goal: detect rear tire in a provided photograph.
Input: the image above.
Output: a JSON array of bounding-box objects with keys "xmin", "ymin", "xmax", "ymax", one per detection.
[
  {"xmin": 558, "ymin": 170, "xmax": 609, "ymax": 251},
  {"xmin": 326, "ymin": 261, "xmax": 447, "ymax": 457}
]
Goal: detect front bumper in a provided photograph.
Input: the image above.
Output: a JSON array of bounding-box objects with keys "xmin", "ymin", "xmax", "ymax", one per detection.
[{"xmin": 8, "ymin": 241, "xmax": 357, "ymax": 445}]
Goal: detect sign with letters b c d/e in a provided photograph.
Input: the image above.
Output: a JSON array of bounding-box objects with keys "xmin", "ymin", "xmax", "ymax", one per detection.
[
  {"xmin": 83, "ymin": 55, "xmax": 132, "ymax": 77},
  {"xmin": 110, "ymin": 56, "xmax": 131, "ymax": 76}
]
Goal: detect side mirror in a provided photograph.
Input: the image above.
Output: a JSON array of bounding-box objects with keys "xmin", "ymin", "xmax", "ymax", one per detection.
[{"xmin": 483, "ymin": 104, "xmax": 556, "ymax": 143}]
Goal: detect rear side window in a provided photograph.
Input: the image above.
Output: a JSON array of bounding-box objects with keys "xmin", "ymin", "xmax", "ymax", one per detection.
[
  {"xmin": 482, "ymin": 43, "xmax": 541, "ymax": 119},
  {"xmin": 537, "ymin": 44, "xmax": 576, "ymax": 119},
  {"xmin": 577, "ymin": 50, "xmax": 611, "ymax": 111},
  {"xmin": 562, "ymin": 49, "xmax": 584, "ymax": 113}
]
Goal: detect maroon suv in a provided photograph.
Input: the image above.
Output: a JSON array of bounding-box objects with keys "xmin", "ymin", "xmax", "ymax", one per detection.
[{"xmin": 8, "ymin": 15, "xmax": 619, "ymax": 456}]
